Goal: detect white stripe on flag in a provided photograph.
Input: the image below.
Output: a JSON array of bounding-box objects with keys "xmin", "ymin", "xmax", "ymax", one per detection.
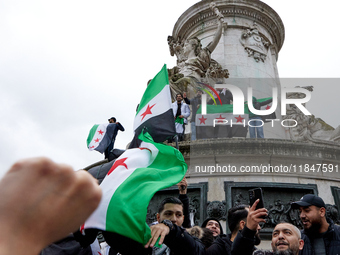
[
  {"xmin": 83, "ymin": 141, "xmax": 158, "ymax": 230},
  {"xmin": 88, "ymin": 123, "xmax": 109, "ymax": 150},
  {"xmin": 133, "ymin": 85, "xmax": 171, "ymax": 131}
]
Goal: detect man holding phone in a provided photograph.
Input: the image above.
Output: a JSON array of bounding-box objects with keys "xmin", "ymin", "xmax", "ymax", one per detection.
[
  {"xmin": 205, "ymin": 200, "xmax": 266, "ymax": 255},
  {"xmin": 231, "ymin": 199, "xmax": 268, "ymax": 255}
]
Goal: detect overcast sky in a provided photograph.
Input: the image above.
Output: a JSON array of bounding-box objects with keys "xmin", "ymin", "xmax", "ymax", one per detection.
[{"xmin": 0, "ymin": 0, "xmax": 339, "ymax": 178}]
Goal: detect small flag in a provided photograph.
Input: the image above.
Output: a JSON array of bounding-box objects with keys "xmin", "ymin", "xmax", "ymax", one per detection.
[
  {"xmin": 87, "ymin": 123, "xmax": 115, "ymax": 153},
  {"xmin": 133, "ymin": 64, "xmax": 176, "ymax": 143}
]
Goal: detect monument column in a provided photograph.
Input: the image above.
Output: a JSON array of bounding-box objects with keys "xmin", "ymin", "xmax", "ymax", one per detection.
[{"xmin": 171, "ymin": 0, "xmax": 286, "ymax": 138}]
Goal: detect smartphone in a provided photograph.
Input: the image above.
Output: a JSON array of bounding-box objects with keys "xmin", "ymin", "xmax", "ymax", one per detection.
[{"xmin": 249, "ymin": 188, "xmax": 264, "ymax": 210}]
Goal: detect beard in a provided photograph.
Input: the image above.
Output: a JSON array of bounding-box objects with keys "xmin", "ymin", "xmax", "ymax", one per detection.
[
  {"xmin": 303, "ymin": 221, "xmax": 322, "ymax": 237},
  {"xmin": 273, "ymin": 249, "xmax": 294, "ymax": 255},
  {"xmin": 254, "ymin": 232, "xmax": 261, "ymax": 245},
  {"xmin": 273, "ymin": 241, "xmax": 300, "ymax": 255}
]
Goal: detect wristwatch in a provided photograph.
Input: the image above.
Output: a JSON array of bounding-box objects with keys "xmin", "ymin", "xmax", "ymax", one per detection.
[{"xmin": 161, "ymin": 219, "xmax": 174, "ymax": 231}]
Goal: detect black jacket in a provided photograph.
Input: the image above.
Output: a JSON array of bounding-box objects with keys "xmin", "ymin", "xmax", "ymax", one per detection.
[
  {"xmin": 300, "ymin": 219, "xmax": 340, "ymax": 255},
  {"xmin": 179, "ymin": 194, "xmax": 191, "ymax": 228},
  {"xmin": 206, "ymin": 234, "xmax": 232, "ymax": 255},
  {"xmin": 231, "ymin": 226, "xmax": 257, "ymax": 255},
  {"xmin": 163, "ymin": 224, "xmax": 206, "ymax": 255},
  {"xmin": 40, "ymin": 234, "xmax": 93, "ymax": 255}
]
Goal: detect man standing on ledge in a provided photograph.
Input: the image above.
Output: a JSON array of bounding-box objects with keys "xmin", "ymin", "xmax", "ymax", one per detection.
[
  {"xmin": 104, "ymin": 117, "xmax": 124, "ymax": 159},
  {"xmin": 171, "ymin": 94, "xmax": 190, "ymax": 142},
  {"xmin": 291, "ymin": 194, "xmax": 340, "ymax": 255}
]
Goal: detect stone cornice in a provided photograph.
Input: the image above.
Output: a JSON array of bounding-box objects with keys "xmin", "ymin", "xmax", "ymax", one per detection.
[
  {"xmin": 178, "ymin": 138, "xmax": 340, "ymax": 160},
  {"xmin": 177, "ymin": 139, "xmax": 340, "ymax": 181},
  {"xmin": 172, "ymin": 0, "xmax": 285, "ymax": 53}
]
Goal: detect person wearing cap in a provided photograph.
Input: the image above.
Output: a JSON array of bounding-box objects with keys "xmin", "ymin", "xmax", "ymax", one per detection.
[
  {"xmin": 104, "ymin": 117, "xmax": 124, "ymax": 160},
  {"xmin": 291, "ymin": 194, "xmax": 340, "ymax": 255}
]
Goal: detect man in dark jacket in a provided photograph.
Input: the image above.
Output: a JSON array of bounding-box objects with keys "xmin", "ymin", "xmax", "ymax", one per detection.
[
  {"xmin": 105, "ymin": 117, "xmax": 125, "ymax": 159},
  {"xmin": 291, "ymin": 194, "xmax": 340, "ymax": 255},
  {"xmin": 231, "ymin": 200, "xmax": 266, "ymax": 255},
  {"xmin": 145, "ymin": 197, "xmax": 206, "ymax": 255},
  {"xmin": 205, "ymin": 200, "xmax": 266, "ymax": 255}
]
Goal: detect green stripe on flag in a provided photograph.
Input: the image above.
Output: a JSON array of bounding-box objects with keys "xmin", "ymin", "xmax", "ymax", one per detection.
[
  {"xmin": 86, "ymin": 124, "xmax": 99, "ymax": 147},
  {"xmin": 197, "ymin": 97, "xmax": 272, "ymax": 115},
  {"xmin": 136, "ymin": 65, "xmax": 169, "ymax": 115},
  {"xmin": 105, "ymin": 132, "xmax": 187, "ymax": 244},
  {"xmin": 197, "ymin": 104, "xmax": 235, "ymax": 114}
]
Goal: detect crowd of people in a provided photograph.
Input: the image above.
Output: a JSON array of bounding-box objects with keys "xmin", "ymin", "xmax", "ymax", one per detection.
[
  {"xmin": 145, "ymin": 192, "xmax": 340, "ymax": 255},
  {"xmin": 2, "ymin": 157, "xmax": 339, "ymax": 255}
]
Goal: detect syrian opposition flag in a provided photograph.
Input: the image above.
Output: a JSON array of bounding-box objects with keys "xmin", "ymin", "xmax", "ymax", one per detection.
[
  {"xmin": 196, "ymin": 104, "xmax": 248, "ymax": 139},
  {"xmin": 258, "ymin": 98, "xmax": 276, "ymax": 123},
  {"xmin": 133, "ymin": 64, "xmax": 176, "ymax": 143},
  {"xmin": 87, "ymin": 123, "xmax": 115, "ymax": 153},
  {"xmin": 81, "ymin": 131, "xmax": 187, "ymax": 246}
]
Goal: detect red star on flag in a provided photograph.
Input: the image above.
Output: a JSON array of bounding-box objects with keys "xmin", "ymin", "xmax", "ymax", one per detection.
[
  {"xmin": 266, "ymin": 105, "xmax": 271, "ymax": 110},
  {"xmin": 140, "ymin": 104, "xmax": 156, "ymax": 121},
  {"xmin": 94, "ymin": 138, "xmax": 100, "ymax": 143},
  {"xmin": 235, "ymin": 115, "xmax": 245, "ymax": 123},
  {"xmin": 98, "ymin": 130, "xmax": 104, "ymax": 135},
  {"xmin": 199, "ymin": 116, "xmax": 207, "ymax": 124},
  {"xmin": 107, "ymin": 157, "xmax": 128, "ymax": 175},
  {"xmin": 216, "ymin": 114, "xmax": 226, "ymax": 123}
]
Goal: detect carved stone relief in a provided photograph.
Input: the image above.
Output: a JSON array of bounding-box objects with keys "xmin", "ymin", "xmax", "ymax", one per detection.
[
  {"xmin": 189, "ymin": 196, "xmax": 201, "ymax": 226},
  {"xmin": 283, "ymin": 86, "xmax": 336, "ymax": 142},
  {"xmin": 326, "ymin": 204, "xmax": 340, "ymax": 224},
  {"xmin": 240, "ymin": 22, "xmax": 270, "ymax": 62},
  {"xmin": 225, "ymin": 182, "xmax": 340, "ymax": 237},
  {"xmin": 225, "ymin": 182, "xmax": 320, "ymax": 238},
  {"xmin": 206, "ymin": 200, "xmax": 227, "ymax": 221},
  {"xmin": 331, "ymin": 186, "xmax": 340, "ymax": 224}
]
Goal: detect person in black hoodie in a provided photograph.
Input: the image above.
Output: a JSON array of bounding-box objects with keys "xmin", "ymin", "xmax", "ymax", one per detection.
[{"xmin": 202, "ymin": 217, "xmax": 232, "ymax": 255}]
